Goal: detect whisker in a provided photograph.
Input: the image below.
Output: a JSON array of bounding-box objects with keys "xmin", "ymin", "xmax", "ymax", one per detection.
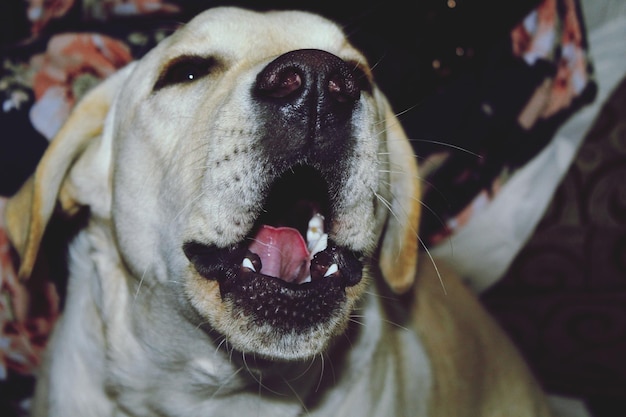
[
  {"xmin": 281, "ymin": 375, "xmax": 311, "ymax": 416},
  {"xmin": 374, "ymin": 187, "xmax": 447, "ymax": 294},
  {"xmin": 215, "ymin": 337, "xmax": 228, "ymax": 352},
  {"xmin": 407, "ymin": 138, "xmax": 483, "ymax": 158},
  {"xmin": 366, "ymin": 53, "xmax": 386, "ymax": 74},
  {"xmin": 285, "ymin": 356, "xmax": 319, "ymax": 383},
  {"xmin": 322, "ymin": 351, "xmax": 337, "ymax": 386},
  {"xmin": 418, "ymin": 234, "xmax": 447, "ymax": 295},
  {"xmin": 363, "ymin": 290, "xmax": 401, "ymax": 302},
  {"xmin": 375, "ymin": 169, "xmax": 453, "ymax": 251},
  {"xmin": 315, "ymin": 352, "xmax": 325, "ymax": 393},
  {"xmin": 194, "ymin": 320, "xmax": 211, "ymax": 331},
  {"xmin": 381, "ymin": 318, "xmax": 410, "ymax": 332},
  {"xmin": 173, "ymin": 189, "xmax": 206, "ymax": 222},
  {"xmin": 394, "ymin": 103, "xmax": 420, "ymax": 119},
  {"xmin": 133, "ymin": 266, "xmax": 149, "ymax": 301},
  {"xmin": 377, "ymin": 168, "xmax": 426, "ymax": 179},
  {"xmin": 375, "ymin": 110, "xmax": 479, "ymax": 159},
  {"xmin": 206, "ymin": 366, "xmax": 244, "ymax": 403},
  {"xmin": 348, "ymin": 317, "xmax": 366, "ymax": 327},
  {"xmin": 241, "ymin": 353, "xmax": 285, "ymax": 397}
]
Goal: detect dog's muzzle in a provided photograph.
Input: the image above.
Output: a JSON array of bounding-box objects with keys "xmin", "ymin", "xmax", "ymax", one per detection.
[{"xmin": 184, "ymin": 50, "xmax": 370, "ymax": 333}]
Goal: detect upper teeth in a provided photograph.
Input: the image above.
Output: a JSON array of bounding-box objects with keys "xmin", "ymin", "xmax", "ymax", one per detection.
[{"xmin": 307, "ymin": 213, "xmax": 327, "ymax": 254}]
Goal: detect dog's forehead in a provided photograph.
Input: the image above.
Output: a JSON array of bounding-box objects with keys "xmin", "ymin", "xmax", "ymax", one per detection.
[{"xmin": 161, "ymin": 7, "xmax": 360, "ymax": 63}]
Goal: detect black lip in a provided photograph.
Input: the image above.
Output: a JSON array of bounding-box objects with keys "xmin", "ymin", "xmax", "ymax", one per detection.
[
  {"xmin": 222, "ymin": 268, "xmax": 347, "ymax": 331},
  {"xmin": 182, "ymin": 240, "xmax": 363, "ymax": 330}
]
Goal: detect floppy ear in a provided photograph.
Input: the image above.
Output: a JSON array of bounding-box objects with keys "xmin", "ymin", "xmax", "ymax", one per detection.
[
  {"xmin": 4, "ymin": 65, "xmax": 134, "ymax": 280},
  {"xmin": 378, "ymin": 101, "xmax": 421, "ymax": 294}
]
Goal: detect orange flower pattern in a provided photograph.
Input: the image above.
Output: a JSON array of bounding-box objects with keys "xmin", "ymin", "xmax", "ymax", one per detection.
[
  {"xmin": 29, "ymin": 33, "xmax": 133, "ymax": 139},
  {"xmin": 422, "ymin": 0, "xmax": 593, "ymax": 245}
]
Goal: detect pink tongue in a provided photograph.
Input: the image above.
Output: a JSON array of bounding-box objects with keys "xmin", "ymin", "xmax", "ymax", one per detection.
[{"xmin": 248, "ymin": 225, "xmax": 310, "ymax": 282}]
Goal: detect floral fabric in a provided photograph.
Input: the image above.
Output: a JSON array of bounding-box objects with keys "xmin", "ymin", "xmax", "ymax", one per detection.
[
  {"xmin": 1, "ymin": 1, "xmax": 182, "ymax": 413},
  {"xmin": 417, "ymin": 0, "xmax": 596, "ymax": 245}
]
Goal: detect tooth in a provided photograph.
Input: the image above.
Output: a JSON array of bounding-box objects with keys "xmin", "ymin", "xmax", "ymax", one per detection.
[
  {"xmin": 309, "ymin": 233, "xmax": 328, "ymax": 258},
  {"xmin": 307, "ymin": 213, "xmax": 325, "ymax": 250},
  {"xmin": 242, "ymin": 257, "xmax": 256, "ymax": 272},
  {"xmin": 324, "ymin": 263, "xmax": 338, "ymax": 277}
]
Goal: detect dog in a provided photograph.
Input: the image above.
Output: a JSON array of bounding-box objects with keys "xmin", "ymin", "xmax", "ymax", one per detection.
[{"xmin": 5, "ymin": 7, "xmax": 555, "ymax": 417}]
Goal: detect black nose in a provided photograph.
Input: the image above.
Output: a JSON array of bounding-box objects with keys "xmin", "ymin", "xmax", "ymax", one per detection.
[
  {"xmin": 255, "ymin": 49, "xmax": 361, "ymax": 105},
  {"xmin": 253, "ymin": 49, "xmax": 364, "ymax": 165}
]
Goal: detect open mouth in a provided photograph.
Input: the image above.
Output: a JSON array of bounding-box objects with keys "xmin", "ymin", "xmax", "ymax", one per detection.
[{"xmin": 183, "ymin": 165, "xmax": 364, "ymax": 331}]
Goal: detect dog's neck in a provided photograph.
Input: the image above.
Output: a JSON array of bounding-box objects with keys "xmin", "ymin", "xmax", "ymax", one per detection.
[{"xmin": 48, "ymin": 222, "xmax": 431, "ymax": 417}]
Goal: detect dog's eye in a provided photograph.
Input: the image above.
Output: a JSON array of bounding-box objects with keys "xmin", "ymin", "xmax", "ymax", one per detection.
[{"xmin": 154, "ymin": 56, "xmax": 216, "ymax": 91}]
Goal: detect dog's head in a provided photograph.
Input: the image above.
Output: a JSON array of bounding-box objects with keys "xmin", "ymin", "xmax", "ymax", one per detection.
[{"xmin": 5, "ymin": 7, "xmax": 420, "ymax": 361}]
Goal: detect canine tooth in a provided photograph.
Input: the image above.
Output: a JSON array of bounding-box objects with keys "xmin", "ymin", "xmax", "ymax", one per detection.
[
  {"xmin": 306, "ymin": 213, "xmax": 325, "ymax": 250},
  {"xmin": 324, "ymin": 263, "xmax": 338, "ymax": 277},
  {"xmin": 309, "ymin": 233, "xmax": 328, "ymax": 257},
  {"xmin": 242, "ymin": 257, "xmax": 256, "ymax": 272}
]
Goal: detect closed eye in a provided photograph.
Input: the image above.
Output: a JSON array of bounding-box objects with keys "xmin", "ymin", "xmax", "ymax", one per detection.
[{"xmin": 153, "ymin": 55, "xmax": 217, "ymax": 91}]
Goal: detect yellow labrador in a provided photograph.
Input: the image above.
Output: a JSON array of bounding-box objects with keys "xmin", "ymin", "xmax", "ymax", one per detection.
[{"xmin": 5, "ymin": 7, "xmax": 554, "ymax": 417}]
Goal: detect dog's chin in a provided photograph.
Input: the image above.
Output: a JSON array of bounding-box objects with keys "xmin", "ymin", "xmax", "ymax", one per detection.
[
  {"xmin": 182, "ymin": 238, "xmax": 366, "ymax": 361},
  {"xmin": 182, "ymin": 165, "xmax": 369, "ymax": 360}
]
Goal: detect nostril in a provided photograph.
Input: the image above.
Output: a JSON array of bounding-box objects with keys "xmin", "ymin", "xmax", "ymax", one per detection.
[
  {"xmin": 257, "ymin": 68, "xmax": 303, "ymax": 99},
  {"xmin": 328, "ymin": 74, "xmax": 359, "ymax": 103}
]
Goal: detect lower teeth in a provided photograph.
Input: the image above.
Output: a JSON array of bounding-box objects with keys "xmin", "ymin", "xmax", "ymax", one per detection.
[{"xmin": 242, "ymin": 257, "xmax": 256, "ymax": 272}]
